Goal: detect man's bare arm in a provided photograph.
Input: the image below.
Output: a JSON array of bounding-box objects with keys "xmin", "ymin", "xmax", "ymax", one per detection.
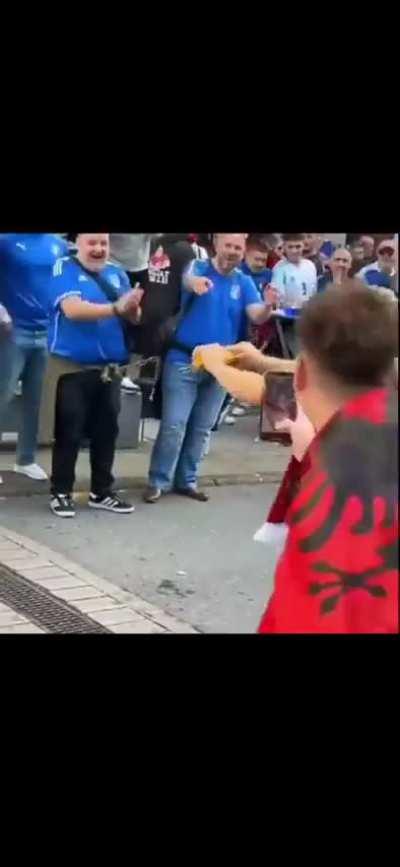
[{"xmin": 227, "ymin": 342, "xmax": 296, "ymax": 375}]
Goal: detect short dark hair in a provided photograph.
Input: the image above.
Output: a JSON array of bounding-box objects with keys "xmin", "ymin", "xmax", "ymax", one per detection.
[
  {"xmin": 282, "ymin": 233, "xmax": 305, "ymax": 243},
  {"xmin": 246, "ymin": 235, "xmax": 269, "ymax": 254},
  {"xmin": 298, "ymin": 284, "xmax": 398, "ymax": 388}
]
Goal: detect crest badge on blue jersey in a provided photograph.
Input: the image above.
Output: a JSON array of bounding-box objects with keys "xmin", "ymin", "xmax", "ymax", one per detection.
[
  {"xmin": 109, "ymin": 274, "xmax": 121, "ymax": 289},
  {"xmin": 230, "ymin": 284, "xmax": 241, "ymax": 301}
]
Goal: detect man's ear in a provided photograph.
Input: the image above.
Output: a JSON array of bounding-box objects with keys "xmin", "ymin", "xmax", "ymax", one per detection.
[{"xmin": 294, "ymin": 354, "xmax": 307, "ymax": 395}]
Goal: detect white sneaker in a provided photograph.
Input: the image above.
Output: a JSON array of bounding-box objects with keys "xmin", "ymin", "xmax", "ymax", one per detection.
[
  {"xmin": 14, "ymin": 463, "xmax": 48, "ymax": 481},
  {"xmin": 121, "ymin": 376, "xmax": 140, "ymax": 392},
  {"xmin": 231, "ymin": 406, "xmax": 247, "ymax": 417},
  {"xmin": 224, "ymin": 415, "xmax": 236, "ymax": 426}
]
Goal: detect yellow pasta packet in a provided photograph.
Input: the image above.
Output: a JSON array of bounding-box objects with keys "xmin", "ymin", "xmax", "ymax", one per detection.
[{"xmin": 192, "ymin": 348, "xmax": 236, "ymax": 372}]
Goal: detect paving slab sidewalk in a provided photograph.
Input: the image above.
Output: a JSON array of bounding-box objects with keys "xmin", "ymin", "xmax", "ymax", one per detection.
[{"xmin": 0, "ymin": 526, "xmax": 198, "ymax": 634}]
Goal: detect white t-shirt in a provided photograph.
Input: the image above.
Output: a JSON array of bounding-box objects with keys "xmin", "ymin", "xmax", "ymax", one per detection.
[{"xmin": 271, "ymin": 258, "xmax": 317, "ymax": 307}]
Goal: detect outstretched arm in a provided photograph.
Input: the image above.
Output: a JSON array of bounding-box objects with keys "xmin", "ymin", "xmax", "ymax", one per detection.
[
  {"xmin": 206, "ymin": 362, "xmax": 265, "ymax": 405},
  {"xmin": 227, "ymin": 342, "xmax": 296, "ymax": 376},
  {"xmin": 193, "ymin": 344, "xmax": 288, "ymax": 406}
]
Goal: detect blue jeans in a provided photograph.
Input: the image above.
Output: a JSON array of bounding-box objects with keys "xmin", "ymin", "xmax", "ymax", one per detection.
[
  {"xmin": 149, "ymin": 359, "xmax": 226, "ymax": 491},
  {"xmin": 0, "ymin": 327, "xmax": 48, "ymax": 465}
]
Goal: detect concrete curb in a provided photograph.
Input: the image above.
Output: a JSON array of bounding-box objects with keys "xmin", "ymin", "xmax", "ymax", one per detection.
[{"xmin": 0, "ymin": 471, "xmax": 283, "ymax": 498}]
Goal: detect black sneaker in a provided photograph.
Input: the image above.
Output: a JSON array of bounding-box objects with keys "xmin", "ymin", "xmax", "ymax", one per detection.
[
  {"xmin": 175, "ymin": 487, "xmax": 209, "ymax": 502},
  {"xmin": 143, "ymin": 486, "xmax": 163, "ymax": 504},
  {"xmin": 50, "ymin": 494, "xmax": 76, "ymax": 518},
  {"xmin": 88, "ymin": 493, "xmax": 135, "ymax": 514}
]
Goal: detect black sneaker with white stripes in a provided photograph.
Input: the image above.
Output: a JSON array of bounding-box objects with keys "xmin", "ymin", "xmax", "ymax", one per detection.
[
  {"xmin": 50, "ymin": 494, "xmax": 76, "ymax": 518},
  {"xmin": 88, "ymin": 493, "xmax": 135, "ymax": 514}
]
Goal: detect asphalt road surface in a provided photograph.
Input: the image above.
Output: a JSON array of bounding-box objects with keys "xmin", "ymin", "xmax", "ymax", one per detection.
[{"xmin": 0, "ymin": 484, "xmax": 279, "ymax": 633}]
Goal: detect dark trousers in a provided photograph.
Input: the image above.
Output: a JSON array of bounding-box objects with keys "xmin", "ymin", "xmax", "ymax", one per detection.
[{"xmin": 51, "ymin": 370, "xmax": 121, "ymax": 497}]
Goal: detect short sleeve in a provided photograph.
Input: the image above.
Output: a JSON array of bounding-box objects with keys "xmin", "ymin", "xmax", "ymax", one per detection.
[
  {"xmin": 270, "ymin": 262, "xmax": 285, "ymax": 292},
  {"xmin": 51, "ymin": 258, "xmax": 82, "ymax": 309},
  {"xmin": 118, "ymin": 268, "xmax": 131, "ymax": 292},
  {"xmin": 182, "ymin": 257, "xmax": 209, "ymax": 283},
  {"xmin": 308, "ymin": 262, "xmax": 318, "ymax": 295},
  {"xmin": 241, "ymin": 273, "xmax": 261, "ymax": 307}
]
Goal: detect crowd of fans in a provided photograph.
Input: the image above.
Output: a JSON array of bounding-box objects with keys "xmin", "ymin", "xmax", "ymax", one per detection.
[{"xmin": 0, "ymin": 231, "xmax": 397, "ymax": 519}]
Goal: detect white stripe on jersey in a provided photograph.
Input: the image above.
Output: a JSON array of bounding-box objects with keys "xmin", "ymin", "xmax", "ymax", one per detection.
[{"xmin": 53, "ymin": 256, "xmax": 69, "ymax": 277}]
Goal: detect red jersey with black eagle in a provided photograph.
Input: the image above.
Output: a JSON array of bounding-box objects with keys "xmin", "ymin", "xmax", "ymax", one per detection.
[{"xmin": 259, "ymin": 387, "xmax": 399, "ymax": 633}]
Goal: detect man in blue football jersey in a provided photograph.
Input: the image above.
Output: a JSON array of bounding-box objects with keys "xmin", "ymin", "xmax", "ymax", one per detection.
[
  {"xmin": 0, "ymin": 233, "xmax": 68, "ymax": 481},
  {"xmin": 240, "ymin": 236, "xmax": 272, "ymax": 298},
  {"xmin": 357, "ymin": 238, "xmax": 397, "ymax": 291},
  {"xmin": 144, "ymin": 233, "xmax": 276, "ymax": 504},
  {"xmin": 46, "ymin": 233, "xmax": 142, "ymax": 518}
]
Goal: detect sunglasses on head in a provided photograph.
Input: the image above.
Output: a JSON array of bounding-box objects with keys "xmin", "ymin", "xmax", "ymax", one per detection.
[{"xmin": 378, "ymin": 246, "xmax": 395, "ymax": 256}]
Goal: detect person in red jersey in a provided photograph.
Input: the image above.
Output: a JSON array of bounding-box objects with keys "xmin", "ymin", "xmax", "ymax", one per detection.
[
  {"xmin": 259, "ymin": 286, "xmax": 398, "ymax": 634},
  {"xmin": 196, "ymin": 283, "xmax": 398, "ymax": 634}
]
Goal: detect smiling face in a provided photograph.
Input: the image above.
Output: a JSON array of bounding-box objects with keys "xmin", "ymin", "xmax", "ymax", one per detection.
[
  {"xmin": 214, "ymin": 234, "xmax": 247, "ymax": 273},
  {"xmin": 76, "ymin": 233, "xmax": 110, "ymax": 271}
]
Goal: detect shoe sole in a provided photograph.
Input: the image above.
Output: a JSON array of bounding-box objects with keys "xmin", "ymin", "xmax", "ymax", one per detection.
[
  {"xmin": 88, "ymin": 502, "xmax": 135, "ymax": 513},
  {"xmin": 14, "ymin": 470, "xmax": 48, "ymax": 481},
  {"xmin": 50, "ymin": 506, "xmax": 76, "ymax": 518}
]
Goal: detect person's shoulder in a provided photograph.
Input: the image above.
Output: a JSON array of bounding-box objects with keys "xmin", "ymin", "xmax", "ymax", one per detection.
[
  {"xmin": 104, "ymin": 261, "xmax": 125, "ymax": 277},
  {"xmin": 171, "ymin": 240, "xmax": 196, "ymax": 266},
  {"xmin": 237, "ymin": 269, "xmax": 260, "ymax": 297},
  {"xmin": 271, "ymin": 260, "xmax": 286, "ymax": 281},
  {"xmin": 359, "ymin": 261, "xmax": 379, "ymax": 276},
  {"xmin": 53, "ymin": 255, "xmax": 74, "ymax": 277},
  {"xmin": 103, "ymin": 262, "xmax": 130, "ymax": 287},
  {"xmin": 302, "ymin": 258, "xmax": 317, "ymax": 273},
  {"xmin": 237, "ymin": 267, "xmax": 254, "ymax": 285},
  {"xmin": 46, "ymin": 233, "xmax": 68, "ymax": 247},
  {"xmin": 362, "ymin": 266, "xmax": 379, "ymax": 279},
  {"xmin": 187, "ymin": 256, "xmax": 210, "ymax": 275}
]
